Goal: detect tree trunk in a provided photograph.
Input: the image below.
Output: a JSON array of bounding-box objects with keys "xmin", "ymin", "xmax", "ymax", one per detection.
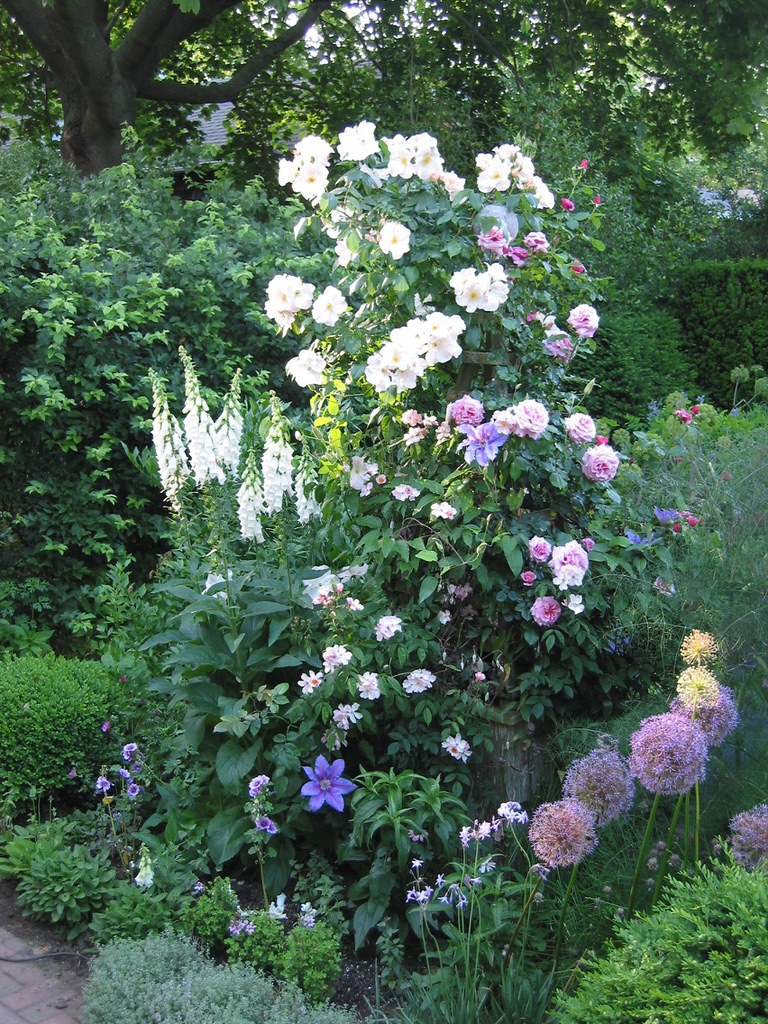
[{"xmin": 58, "ymin": 72, "xmax": 136, "ymax": 175}]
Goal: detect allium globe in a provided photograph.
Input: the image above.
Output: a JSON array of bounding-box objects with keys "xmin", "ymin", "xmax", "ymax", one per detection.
[
  {"xmin": 562, "ymin": 737, "xmax": 634, "ymax": 825},
  {"xmin": 670, "ymin": 685, "xmax": 739, "ymax": 746},
  {"xmin": 528, "ymin": 799, "xmax": 598, "ymax": 867},
  {"xmin": 729, "ymin": 803, "xmax": 768, "ymax": 870},
  {"xmin": 628, "ymin": 712, "xmax": 708, "ymax": 795}
]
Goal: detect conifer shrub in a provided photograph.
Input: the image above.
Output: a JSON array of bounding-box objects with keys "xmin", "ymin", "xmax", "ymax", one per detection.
[{"xmin": 553, "ymin": 859, "xmax": 768, "ymax": 1023}]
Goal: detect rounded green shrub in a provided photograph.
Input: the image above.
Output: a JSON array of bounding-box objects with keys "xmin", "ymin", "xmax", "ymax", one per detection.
[
  {"xmin": 16, "ymin": 844, "xmax": 119, "ymax": 941},
  {"xmin": 553, "ymin": 859, "xmax": 768, "ymax": 1023},
  {"xmin": 82, "ymin": 928, "xmax": 358, "ymax": 1024},
  {"xmin": 0, "ymin": 654, "xmax": 119, "ymax": 802},
  {"xmin": 279, "ymin": 922, "xmax": 341, "ymax": 1005}
]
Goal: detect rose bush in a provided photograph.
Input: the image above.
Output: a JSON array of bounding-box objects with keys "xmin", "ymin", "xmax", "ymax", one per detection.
[{"xmin": 144, "ymin": 124, "xmax": 674, "ymax": 888}]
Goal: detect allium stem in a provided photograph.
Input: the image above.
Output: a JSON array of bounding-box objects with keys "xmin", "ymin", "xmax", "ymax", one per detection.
[
  {"xmin": 651, "ymin": 791, "xmax": 686, "ymax": 908},
  {"xmin": 627, "ymin": 791, "xmax": 661, "ymax": 919},
  {"xmin": 553, "ymin": 862, "xmax": 580, "ymax": 972}
]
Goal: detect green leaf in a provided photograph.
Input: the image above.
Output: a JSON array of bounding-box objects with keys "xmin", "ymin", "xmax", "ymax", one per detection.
[
  {"xmin": 215, "ymin": 738, "xmax": 259, "ymax": 794},
  {"xmin": 207, "ymin": 806, "xmax": 249, "ymax": 869},
  {"xmin": 415, "ymin": 549, "xmax": 439, "ymax": 563},
  {"xmin": 418, "ymin": 576, "xmax": 439, "ymax": 602},
  {"xmin": 500, "ymin": 535, "xmax": 523, "ymax": 576}
]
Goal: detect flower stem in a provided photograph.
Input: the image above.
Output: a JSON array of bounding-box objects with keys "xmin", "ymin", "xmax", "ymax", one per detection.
[
  {"xmin": 627, "ymin": 791, "xmax": 661, "ymax": 919},
  {"xmin": 651, "ymin": 791, "xmax": 686, "ymax": 908},
  {"xmin": 553, "ymin": 862, "xmax": 580, "ymax": 972}
]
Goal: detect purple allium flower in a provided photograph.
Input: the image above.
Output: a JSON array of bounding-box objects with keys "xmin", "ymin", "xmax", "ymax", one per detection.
[
  {"xmin": 300, "ymin": 755, "xmax": 356, "ymax": 812},
  {"xmin": 95, "ymin": 775, "xmax": 112, "ymax": 793},
  {"xmin": 670, "ymin": 685, "xmax": 739, "ymax": 746},
  {"xmin": 729, "ymin": 803, "xmax": 768, "ymax": 870},
  {"xmin": 528, "ymin": 799, "xmax": 598, "ymax": 868},
  {"xmin": 248, "ymin": 774, "xmax": 271, "ymax": 798},
  {"xmin": 628, "ymin": 712, "xmax": 708, "ymax": 795},
  {"xmin": 562, "ymin": 736, "xmax": 635, "ymax": 826},
  {"xmin": 456, "ymin": 422, "xmax": 507, "ymax": 467},
  {"xmin": 121, "ymin": 742, "xmax": 139, "ymax": 762},
  {"xmin": 255, "ymin": 815, "xmax": 278, "ymax": 835},
  {"xmin": 126, "ymin": 783, "xmax": 142, "ymax": 799}
]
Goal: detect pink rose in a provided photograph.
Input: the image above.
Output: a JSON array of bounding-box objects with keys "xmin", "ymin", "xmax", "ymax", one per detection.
[
  {"xmin": 563, "ymin": 412, "xmax": 596, "ymax": 444},
  {"xmin": 531, "ymin": 596, "xmax": 562, "ymax": 627},
  {"xmin": 675, "ymin": 408, "xmax": 692, "ymax": 424},
  {"xmin": 509, "ymin": 399, "xmax": 549, "ymax": 439},
  {"xmin": 582, "ymin": 443, "xmax": 620, "ymax": 483},
  {"xmin": 549, "ymin": 540, "xmax": 589, "ymax": 591},
  {"xmin": 447, "ymin": 395, "xmax": 485, "ymax": 426},
  {"xmin": 523, "ymin": 231, "xmax": 549, "ymax": 254},
  {"xmin": 566, "ymin": 303, "xmax": 600, "ymax": 338},
  {"xmin": 560, "ymin": 197, "xmax": 575, "ymax": 211},
  {"xmin": 579, "ymin": 159, "xmax": 589, "ymax": 169},
  {"xmin": 571, "ymin": 263, "xmax": 585, "ymax": 274},
  {"xmin": 505, "ymin": 245, "xmax": 530, "ymax": 267},
  {"xmin": 477, "ymin": 226, "xmax": 508, "ymax": 255},
  {"xmin": 582, "ymin": 537, "xmax": 595, "ymax": 552},
  {"xmin": 520, "ymin": 571, "xmax": 537, "ymax": 587},
  {"xmin": 592, "ymin": 195, "xmax": 602, "ymax": 205},
  {"xmin": 529, "ymin": 536, "xmax": 552, "ymax": 564}
]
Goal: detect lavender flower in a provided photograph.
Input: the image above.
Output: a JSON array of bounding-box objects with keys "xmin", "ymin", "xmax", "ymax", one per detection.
[
  {"xmin": 670, "ymin": 685, "xmax": 739, "ymax": 746},
  {"xmin": 562, "ymin": 737, "xmax": 635, "ymax": 825},
  {"xmin": 300, "ymin": 755, "xmax": 356, "ymax": 812},
  {"xmin": 248, "ymin": 775, "xmax": 271, "ymax": 799},
  {"xmin": 121, "ymin": 742, "xmax": 139, "ymax": 762},
  {"xmin": 628, "ymin": 712, "xmax": 708, "ymax": 795},
  {"xmin": 527, "ymin": 799, "xmax": 598, "ymax": 868},
  {"xmin": 255, "ymin": 815, "xmax": 278, "ymax": 835},
  {"xmin": 729, "ymin": 803, "xmax": 768, "ymax": 870},
  {"xmin": 456, "ymin": 422, "xmax": 507, "ymax": 467},
  {"xmin": 95, "ymin": 776, "xmax": 112, "ymax": 793},
  {"xmin": 126, "ymin": 783, "xmax": 142, "ymax": 799}
]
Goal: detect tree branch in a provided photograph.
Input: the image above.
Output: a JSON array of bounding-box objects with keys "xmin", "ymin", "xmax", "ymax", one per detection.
[
  {"xmin": 433, "ymin": 1, "xmax": 524, "ymax": 91},
  {"xmin": 0, "ymin": 0, "xmax": 70, "ymax": 78},
  {"xmin": 135, "ymin": 0, "xmax": 338, "ymax": 101}
]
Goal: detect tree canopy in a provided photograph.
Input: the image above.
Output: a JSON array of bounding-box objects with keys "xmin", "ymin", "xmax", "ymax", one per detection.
[{"xmin": 0, "ymin": 0, "xmax": 766, "ymax": 176}]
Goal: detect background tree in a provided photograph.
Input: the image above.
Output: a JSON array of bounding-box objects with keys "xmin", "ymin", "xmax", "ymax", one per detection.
[{"xmin": 0, "ymin": 0, "xmax": 766, "ymax": 177}]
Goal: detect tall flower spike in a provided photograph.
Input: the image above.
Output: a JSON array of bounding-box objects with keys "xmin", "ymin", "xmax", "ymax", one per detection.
[
  {"xmin": 262, "ymin": 395, "xmax": 294, "ymax": 514},
  {"xmin": 213, "ymin": 368, "xmax": 244, "ymax": 477},
  {"xmin": 149, "ymin": 369, "xmax": 189, "ymax": 508},
  {"xmin": 237, "ymin": 450, "xmax": 265, "ymax": 542},
  {"xmin": 295, "ymin": 447, "xmax": 322, "ymax": 524},
  {"xmin": 179, "ymin": 347, "xmax": 225, "ymax": 486}
]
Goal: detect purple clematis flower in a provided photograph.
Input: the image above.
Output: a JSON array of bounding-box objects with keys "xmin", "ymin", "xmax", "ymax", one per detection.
[
  {"xmin": 653, "ymin": 506, "xmax": 679, "ymax": 525},
  {"xmin": 456, "ymin": 422, "xmax": 507, "ymax": 467},
  {"xmin": 301, "ymin": 755, "xmax": 356, "ymax": 812}
]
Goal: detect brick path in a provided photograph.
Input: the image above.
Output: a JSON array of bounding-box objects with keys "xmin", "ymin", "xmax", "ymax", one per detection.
[{"xmin": 0, "ymin": 928, "xmax": 85, "ymax": 1024}]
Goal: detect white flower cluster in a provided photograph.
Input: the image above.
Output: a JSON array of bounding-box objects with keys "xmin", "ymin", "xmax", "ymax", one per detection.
[
  {"xmin": 278, "ymin": 135, "xmax": 333, "ymax": 203},
  {"xmin": 265, "ymin": 274, "xmax": 315, "ymax": 335},
  {"xmin": 237, "ymin": 451, "xmax": 265, "ymax": 542},
  {"xmin": 381, "ymin": 131, "xmax": 444, "ymax": 181},
  {"xmin": 261, "ymin": 403, "xmax": 294, "ymax": 515},
  {"xmin": 364, "ymin": 312, "xmax": 466, "ymax": 393},
  {"xmin": 181, "ymin": 349, "xmax": 226, "ymax": 487},
  {"xmin": 149, "ymin": 370, "xmax": 189, "ymax": 508},
  {"xmin": 450, "ymin": 264, "xmax": 509, "ymax": 313},
  {"xmin": 476, "ymin": 143, "xmax": 555, "ymax": 208}
]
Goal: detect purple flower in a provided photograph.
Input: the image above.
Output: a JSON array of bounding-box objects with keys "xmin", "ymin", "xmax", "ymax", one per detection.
[
  {"xmin": 730, "ymin": 803, "xmax": 768, "ymax": 870},
  {"xmin": 562, "ymin": 737, "xmax": 635, "ymax": 826},
  {"xmin": 119, "ymin": 768, "xmax": 131, "ymax": 780},
  {"xmin": 528, "ymin": 799, "xmax": 598, "ymax": 868},
  {"xmin": 300, "ymin": 755, "xmax": 356, "ymax": 812},
  {"xmin": 248, "ymin": 774, "xmax": 271, "ymax": 799},
  {"xmin": 255, "ymin": 815, "xmax": 278, "ymax": 835},
  {"xmin": 68, "ymin": 767, "xmax": 77, "ymax": 780},
  {"xmin": 126, "ymin": 783, "xmax": 142, "ymax": 799},
  {"xmin": 101, "ymin": 721, "xmax": 111, "ymax": 733},
  {"xmin": 670, "ymin": 685, "xmax": 740, "ymax": 746},
  {"xmin": 628, "ymin": 712, "xmax": 708, "ymax": 795},
  {"xmin": 456, "ymin": 422, "xmax": 507, "ymax": 467},
  {"xmin": 121, "ymin": 742, "xmax": 139, "ymax": 762},
  {"xmin": 653, "ymin": 507, "xmax": 679, "ymax": 525},
  {"xmin": 95, "ymin": 776, "xmax": 112, "ymax": 793}
]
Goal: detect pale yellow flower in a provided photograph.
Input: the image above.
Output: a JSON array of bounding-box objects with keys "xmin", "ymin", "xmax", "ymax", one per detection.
[
  {"xmin": 680, "ymin": 629, "xmax": 719, "ymax": 666},
  {"xmin": 676, "ymin": 665, "xmax": 720, "ymax": 711}
]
